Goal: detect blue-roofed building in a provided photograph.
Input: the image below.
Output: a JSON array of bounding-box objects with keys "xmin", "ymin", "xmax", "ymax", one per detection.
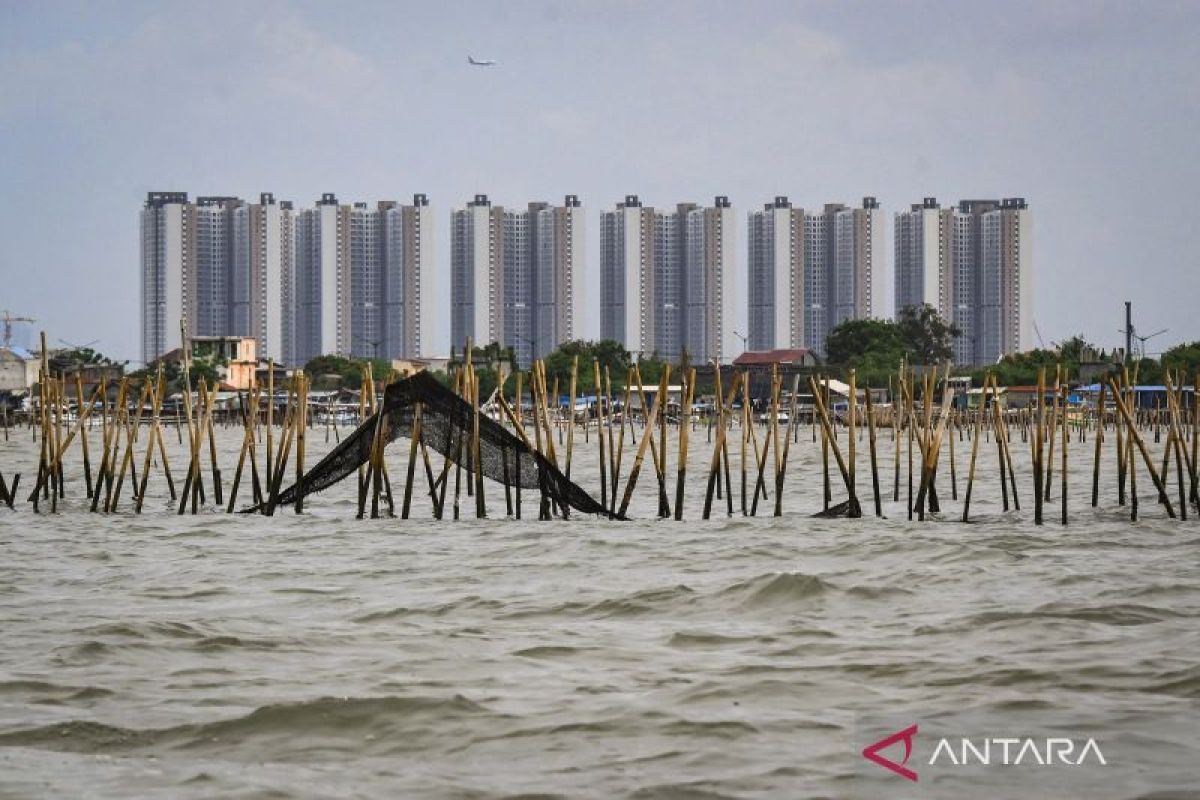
[{"xmin": 1076, "ymin": 383, "xmax": 1195, "ymax": 410}]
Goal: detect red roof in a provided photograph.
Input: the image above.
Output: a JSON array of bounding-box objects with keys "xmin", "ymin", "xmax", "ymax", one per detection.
[{"xmin": 733, "ymin": 349, "xmax": 812, "ymax": 366}]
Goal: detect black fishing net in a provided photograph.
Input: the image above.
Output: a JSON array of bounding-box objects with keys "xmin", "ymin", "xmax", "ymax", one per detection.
[{"xmin": 251, "ymin": 371, "xmax": 612, "ymax": 518}]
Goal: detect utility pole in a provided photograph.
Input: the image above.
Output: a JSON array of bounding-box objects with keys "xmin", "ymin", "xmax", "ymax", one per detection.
[{"xmin": 1124, "ymin": 301, "xmax": 1133, "ymax": 364}]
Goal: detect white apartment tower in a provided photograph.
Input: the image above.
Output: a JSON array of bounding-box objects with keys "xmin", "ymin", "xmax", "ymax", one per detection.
[
  {"xmin": 141, "ymin": 192, "xmax": 189, "ymax": 365},
  {"xmin": 894, "ymin": 197, "xmax": 1032, "ymax": 365},
  {"xmin": 747, "ymin": 196, "xmax": 884, "ymax": 357},
  {"xmin": 293, "ymin": 193, "xmax": 349, "ymax": 365},
  {"xmin": 601, "ymin": 196, "xmax": 743, "ymax": 363},
  {"xmin": 383, "ymin": 194, "xmax": 435, "ymax": 360},
  {"xmin": 233, "ymin": 193, "xmax": 295, "ymax": 363},
  {"xmin": 451, "ymin": 195, "xmax": 585, "ymax": 366},
  {"xmin": 748, "ymin": 196, "xmax": 804, "ymax": 351},
  {"xmin": 292, "ymin": 193, "xmax": 435, "ymax": 365}
]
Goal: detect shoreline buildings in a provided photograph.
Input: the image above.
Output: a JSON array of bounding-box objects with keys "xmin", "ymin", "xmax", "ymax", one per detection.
[
  {"xmin": 143, "ymin": 191, "xmax": 1030, "ymax": 371},
  {"xmin": 894, "ymin": 197, "xmax": 1031, "ymax": 365},
  {"xmin": 747, "ymin": 197, "xmax": 884, "ymax": 357},
  {"xmin": 600, "ymin": 195, "xmax": 742, "ymax": 363},
  {"xmin": 141, "ymin": 191, "xmax": 433, "ymax": 367},
  {"xmin": 450, "ymin": 195, "xmax": 585, "ymax": 367}
]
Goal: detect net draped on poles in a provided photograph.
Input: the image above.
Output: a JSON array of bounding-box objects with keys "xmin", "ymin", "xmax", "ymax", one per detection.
[{"xmin": 247, "ymin": 370, "xmax": 613, "ymax": 518}]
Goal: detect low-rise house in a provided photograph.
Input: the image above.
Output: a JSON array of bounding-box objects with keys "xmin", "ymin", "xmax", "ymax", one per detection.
[{"xmin": 0, "ymin": 346, "xmax": 39, "ymax": 393}]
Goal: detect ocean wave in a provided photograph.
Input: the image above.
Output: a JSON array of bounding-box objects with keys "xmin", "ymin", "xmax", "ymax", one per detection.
[
  {"xmin": 717, "ymin": 571, "xmax": 834, "ymax": 608},
  {"xmin": 0, "ymin": 695, "xmax": 493, "ymax": 758}
]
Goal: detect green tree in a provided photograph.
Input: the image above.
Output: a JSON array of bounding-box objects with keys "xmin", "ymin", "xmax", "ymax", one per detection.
[
  {"xmin": 961, "ymin": 335, "xmax": 1111, "ymax": 386},
  {"xmin": 542, "ymin": 339, "xmax": 632, "ymax": 392},
  {"xmin": 128, "ymin": 355, "xmax": 222, "ymax": 393},
  {"xmin": 825, "ymin": 319, "xmax": 907, "ymax": 365},
  {"xmin": 304, "ymin": 355, "xmax": 392, "ymax": 389},
  {"xmin": 896, "ymin": 304, "xmax": 961, "ymax": 364},
  {"xmin": 1161, "ymin": 341, "xmax": 1200, "ymax": 377},
  {"xmin": 634, "ymin": 352, "xmax": 669, "ymax": 386},
  {"xmin": 50, "ymin": 346, "xmax": 125, "ymax": 371}
]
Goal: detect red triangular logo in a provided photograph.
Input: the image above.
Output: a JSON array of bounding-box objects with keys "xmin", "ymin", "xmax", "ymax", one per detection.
[{"xmin": 862, "ymin": 723, "xmax": 919, "ymax": 782}]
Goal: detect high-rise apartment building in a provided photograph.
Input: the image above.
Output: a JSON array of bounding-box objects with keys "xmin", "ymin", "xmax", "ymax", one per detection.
[
  {"xmin": 141, "ymin": 192, "xmax": 190, "ymax": 365},
  {"xmin": 451, "ymin": 195, "xmax": 585, "ymax": 366},
  {"xmin": 233, "ymin": 193, "xmax": 295, "ymax": 364},
  {"xmin": 292, "ymin": 193, "xmax": 349, "ymax": 365},
  {"xmin": 142, "ymin": 191, "xmax": 289, "ymax": 364},
  {"xmin": 746, "ymin": 196, "xmax": 884, "ymax": 356},
  {"xmin": 748, "ymin": 196, "xmax": 804, "ymax": 351},
  {"xmin": 142, "ymin": 191, "xmax": 432, "ymax": 368},
  {"xmin": 292, "ymin": 193, "xmax": 434, "ymax": 366},
  {"xmin": 894, "ymin": 197, "xmax": 1031, "ymax": 365},
  {"xmin": 600, "ymin": 196, "xmax": 742, "ymax": 363}
]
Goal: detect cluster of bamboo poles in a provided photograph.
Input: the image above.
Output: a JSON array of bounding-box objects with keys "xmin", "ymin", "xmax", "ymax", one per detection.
[{"xmin": 6, "ymin": 327, "xmax": 1199, "ymax": 523}]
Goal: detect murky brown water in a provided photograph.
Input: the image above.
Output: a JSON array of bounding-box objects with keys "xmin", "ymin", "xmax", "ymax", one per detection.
[{"xmin": 1, "ymin": 420, "xmax": 1197, "ymax": 798}]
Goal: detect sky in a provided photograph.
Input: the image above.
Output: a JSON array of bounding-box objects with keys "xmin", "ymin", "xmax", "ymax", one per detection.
[{"xmin": 1, "ymin": 0, "xmax": 1198, "ymax": 362}]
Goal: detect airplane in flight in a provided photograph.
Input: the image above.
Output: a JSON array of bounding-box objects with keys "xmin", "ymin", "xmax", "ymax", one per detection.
[{"xmin": 467, "ymin": 56, "xmax": 497, "ymax": 67}]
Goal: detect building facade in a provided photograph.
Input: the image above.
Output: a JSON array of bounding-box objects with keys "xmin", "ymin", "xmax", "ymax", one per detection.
[
  {"xmin": 451, "ymin": 195, "xmax": 585, "ymax": 366},
  {"xmin": 894, "ymin": 197, "xmax": 1031, "ymax": 365},
  {"xmin": 142, "ymin": 191, "xmax": 432, "ymax": 369},
  {"xmin": 601, "ymin": 195, "xmax": 743, "ymax": 363},
  {"xmin": 746, "ymin": 196, "xmax": 884, "ymax": 357}
]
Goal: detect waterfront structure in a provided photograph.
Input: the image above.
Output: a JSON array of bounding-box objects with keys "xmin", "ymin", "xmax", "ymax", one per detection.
[
  {"xmin": 600, "ymin": 195, "xmax": 742, "ymax": 363},
  {"xmin": 746, "ymin": 196, "xmax": 884, "ymax": 356},
  {"xmin": 894, "ymin": 197, "xmax": 1031, "ymax": 365},
  {"xmin": 142, "ymin": 191, "xmax": 432, "ymax": 368},
  {"xmin": 451, "ymin": 195, "xmax": 585, "ymax": 366}
]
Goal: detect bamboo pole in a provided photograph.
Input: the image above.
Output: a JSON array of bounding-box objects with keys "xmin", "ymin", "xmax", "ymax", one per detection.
[
  {"xmin": 403, "ymin": 400, "xmax": 424, "ymax": 521},
  {"xmin": 962, "ymin": 375, "xmax": 991, "ymax": 522},
  {"xmin": 597, "ymin": 362, "xmax": 609, "ymax": 510},
  {"xmin": 1091, "ymin": 383, "xmax": 1106, "ymax": 507},
  {"xmin": 1043, "ymin": 364, "xmax": 1061, "ymax": 501},
  {"xmin": 266, "ymin": 358, "xmax": 275, "ymax": 493},
  {"xmin": 294, "ymin": 372, "xmax": 307, "ymax": 514},
  {"xmin": 673, "ymin": 367, "xmax": 696, "ymax": 520},
  {"xmin": 808, "ymin": 375, "xmax": 860, "ymax": 517},
  {"xmin": 225, "ymin": 385, "xmax": 255, "ymax": 513},
  {"xmin": 1060, "ymin": 383, "xmax": 1068, "ymax": 525},
  {"xmin": 740, "ymin": 370, "xmax": 750, "ymax": 515},
  {"xmin": 865, "ymin": 385, "xmax": 882, "ymax": 517},
  {"xmin": 749, "ymin": 367, "xmax": 778, "ymax": 517},
  {"xmin": 1108, "ymin": 377, "xmax": 1175, "ymax": 517},
  {"xmin": 822, "ymin": 375, "xmax": 832, "ymax": 512},
  {"xmin": 594, "ymin": 360, "xmax": 607, "ymax": 512},
  {"xmin": 610, "ymin": 368, "xmax": 633, "ymax": 514},
  {"xmin": 655, "ymin": 367, "xmax": 670, "ymax": 518},
  {"xmin": 775, "ymin": 374, "xmax": 802, "ymax": 518},
  {"xmin": 472, "ymin": 363, "xmax": 486, "ymax": 519},
  {"xmin": 617, "ymin": 366, "xmax": 669, "ymax": 519},
  {"xmin": 848, "ymin": 368, "xmax": 857, "ymax": 507},
  {"xmin": 948, "ymin": 405, "xmax": 958, "ymax": 501},
  {"xmin": 893, "ymin": 366, "xmax": 903, "ymax": 502},
  {"xmin": 703, "ymin": 362, "xmax": 734, "ymax": 519},
  {"xmin": 566, "ymin": 356, "xmax": 579, "ymax": 483},
  {"xmin": 1033, "ymin": 367, "xmax": 1045, "ymax": 525},
  {"xmin": 75, "ymin": 373, "xmax": 93, "ymax": 498}
]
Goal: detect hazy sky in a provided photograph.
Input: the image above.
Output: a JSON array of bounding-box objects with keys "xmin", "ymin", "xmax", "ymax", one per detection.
[{"xmin": 2, "ymin": 0, "xmax": 1198, "ymax": 362}]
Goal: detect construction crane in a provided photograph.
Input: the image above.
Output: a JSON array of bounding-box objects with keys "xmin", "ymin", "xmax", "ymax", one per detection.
[
  {"xmin": 1032, "ymin": 319, "xmax": 1046, "ymax": 349},
  {"xmin": 1, "ymin": 310, "xmax": 36, "ymax": 349},
  {"xmin": 1133, "ymin": 328, "xmax": 1169, "ymax": 359}
]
